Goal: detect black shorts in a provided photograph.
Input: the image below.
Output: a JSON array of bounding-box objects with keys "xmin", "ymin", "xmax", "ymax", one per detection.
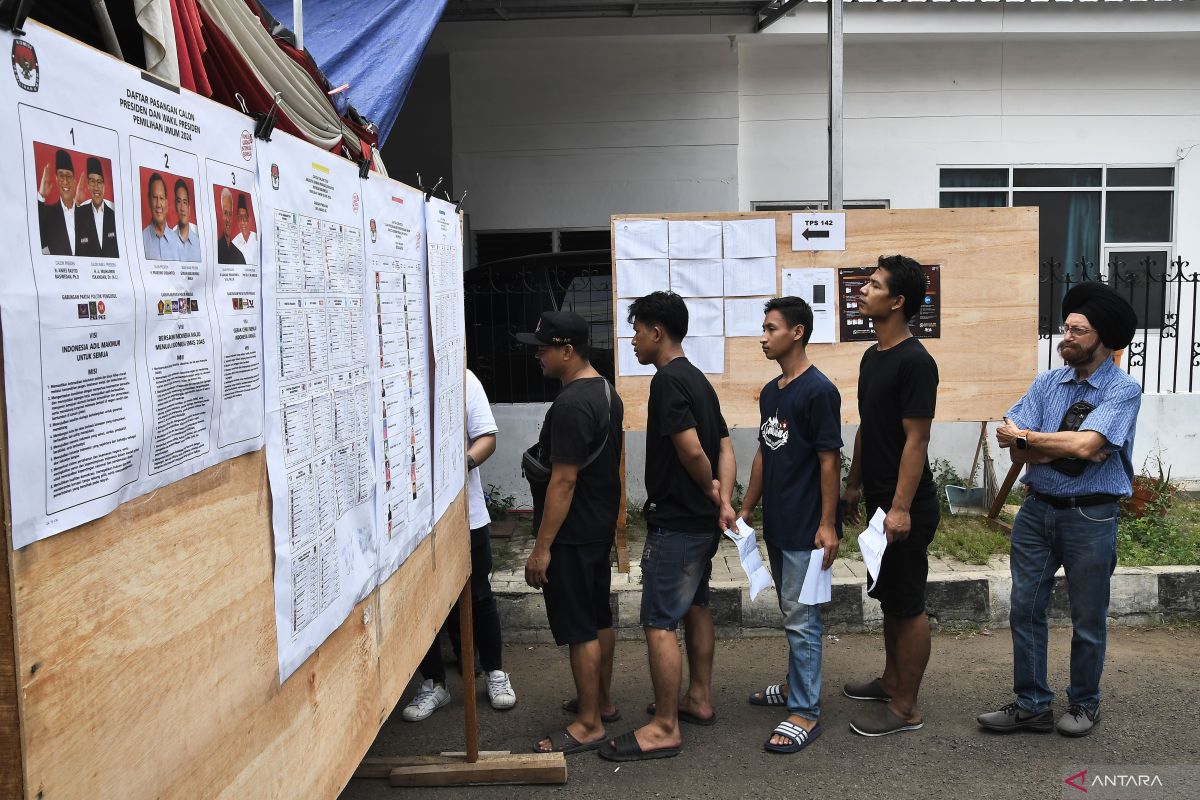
[
  {"xmin": 865, "ymin": 493, "xmax": 940, "ymax": 618},
  {"xmin": 543, "ymin": 540, "xmax": 614, "ymax": 646}
]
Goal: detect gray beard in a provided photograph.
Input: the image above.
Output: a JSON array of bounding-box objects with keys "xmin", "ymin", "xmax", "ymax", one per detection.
[{"xmin": 1058, "ymin": 338, "xmax": 1100, "ymax": 367}]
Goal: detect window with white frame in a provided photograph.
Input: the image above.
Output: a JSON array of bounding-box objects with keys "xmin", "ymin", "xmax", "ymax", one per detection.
[
  {"xmin": 939, "ymin": 166, "xmax": 1175, "ymax": 332},
  {"xmin": 752, "ymin": 199, "xmax": 891, "ymax": 212}
]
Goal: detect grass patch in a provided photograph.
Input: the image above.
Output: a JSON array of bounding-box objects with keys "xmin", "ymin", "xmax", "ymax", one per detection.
[{"xmin": 1117, "ymin": 497, "xmax": 1200, "ymax": 567}]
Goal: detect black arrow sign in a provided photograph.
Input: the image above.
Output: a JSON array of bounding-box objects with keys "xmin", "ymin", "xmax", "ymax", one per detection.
[{"xmin": 802, "ymin": 228, "xmax": 830, "ymax": 241}]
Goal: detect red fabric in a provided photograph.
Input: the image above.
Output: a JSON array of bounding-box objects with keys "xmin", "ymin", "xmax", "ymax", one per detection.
[
  {"xmin": 169, "ymin": 0, "xmax": 195, "ymax": 92},
  {"xmin": 174, "ymin": 0, "xmax": 211, "ymax": 96}
]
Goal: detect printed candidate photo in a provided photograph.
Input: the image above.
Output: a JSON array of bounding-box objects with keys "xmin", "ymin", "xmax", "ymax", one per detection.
[
  {"xmin": 32, "ymin": 143, "xmax": 119, "ymax": 258},
  {"xmin": 212, "ymin": 185, "xmax": 257, "ymax": 266},
  {"xmin": 138, "ymin": 167, "xmax": 201, "ymax": 263}
]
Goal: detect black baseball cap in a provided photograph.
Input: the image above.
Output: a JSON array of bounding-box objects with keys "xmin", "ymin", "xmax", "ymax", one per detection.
[{"xmin": 515, "ymin": 310, "xmax": 589, "ymax": 347}]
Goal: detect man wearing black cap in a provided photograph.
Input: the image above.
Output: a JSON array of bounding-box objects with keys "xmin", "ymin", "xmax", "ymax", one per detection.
[
  {"xmin": 979, "ymin": 282, "xmax": 1141, "ymax": 738},
  {"xmin": 517, "ymin": 311, "xmax": 625, "ymax": 755},
  {"xmin": 37, "ymin": 148, "xmax": 80, "ymax": 256},
  {"xmin": 75, "ymin": 157, "xmax": 119, "ymax": 258}
]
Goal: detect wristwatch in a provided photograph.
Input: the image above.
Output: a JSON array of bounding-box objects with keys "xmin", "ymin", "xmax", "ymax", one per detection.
[
  {"xmin": 466, "ymin": 454, "xmax": 478, "ymax": 471},
  {"xmin": 1015, "ymin": 433, "xmax": 1029, "ymax": 451}
]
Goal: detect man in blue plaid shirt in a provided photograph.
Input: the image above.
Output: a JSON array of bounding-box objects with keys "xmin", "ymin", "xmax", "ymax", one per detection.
[
  {"xmin": 978, "ymin": 282, "xmax": 1141, "ymax": 738},
  {"xmin": 979, "ymin": 281, "xmax": 1137, "ymax": 738}
]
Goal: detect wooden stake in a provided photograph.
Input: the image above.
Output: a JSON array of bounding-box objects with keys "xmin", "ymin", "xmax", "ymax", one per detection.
[
  {"xmin": 987, "ymin": 461, "xmax": 1023, "ymax": 535},
  {"xmin": 389, "ymin": 752, "xmax": 567, "ymax": 787},
  {"xmin": 458, "ymin": 578, "xmax": 478, "ymax": 764}
]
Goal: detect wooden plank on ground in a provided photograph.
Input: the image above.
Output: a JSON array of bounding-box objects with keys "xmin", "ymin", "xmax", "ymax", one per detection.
[
  {"xmin": 389, "ymin": 753, "xmax": 567, "ymax": 787},
  {"xmin": 355, "ymin": 752, "xmax": 511, "ymax": 779}
]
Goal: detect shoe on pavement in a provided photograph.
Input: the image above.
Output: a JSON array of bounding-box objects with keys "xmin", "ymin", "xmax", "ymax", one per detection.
[
  {"xmin": 401, "ymin": 679, "xmax": 451, "ymax": 722},
  {"xmin": 977, "ymin": 702, "xmax": 1054, "ymax": 733},
  {"xmin": 843, "ymin": 677, "xmax": 892, "ymax": 702},
  {"xmin": 1056, "ymin": 704, "xmax": 1099, "ymax": 737},
  {"xmin": 487, "ymin": 670, "xmax": 517, "ymax": 710},
  {"xmin": 849, "ymin": 703, "xmax": 924, "ymax": 737}
]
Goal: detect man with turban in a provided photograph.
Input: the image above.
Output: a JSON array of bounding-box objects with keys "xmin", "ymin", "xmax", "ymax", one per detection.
[{"xmin": 979, "ymin": 282, "xmax": 1141, "ymax": 738}]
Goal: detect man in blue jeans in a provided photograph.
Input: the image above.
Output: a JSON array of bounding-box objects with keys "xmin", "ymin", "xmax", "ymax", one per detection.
[
  {"xmin": 739, "ymin": 296, "xmax": 842, "ymax": 754},
  {"xmin": 601, "ymin": 291, "xmax": 736, "ymax": 762},
  {"xmin": 979, "ymin": 282, "xmax": 1141, "ymax": 738}
]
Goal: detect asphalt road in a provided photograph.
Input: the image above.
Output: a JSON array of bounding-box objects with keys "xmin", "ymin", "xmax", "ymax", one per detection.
[{"xmin": 342, "ymin": 627, "xmax": 1200, "ymax": 800}]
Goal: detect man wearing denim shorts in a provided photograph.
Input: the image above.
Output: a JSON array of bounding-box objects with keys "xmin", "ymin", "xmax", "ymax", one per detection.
[
  {"xmin": 601, "ymin": 291, "xmax": 736, "ymax": 762},
  {"xmin": 978, "ymin": 282, "xmax": 1140, "ymax": 738},
  {"xmin": 841, "ymin": 255, "xmax": 939, "ymax": 737}
]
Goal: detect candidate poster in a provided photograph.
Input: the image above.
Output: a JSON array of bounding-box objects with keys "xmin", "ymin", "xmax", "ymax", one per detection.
[
  {"xmin": 0, "ymin": 23, "xmax": 263, "ymax": 548},
  {"xmin": 257, "ymin": 131, "xmax": 376, "ymax": 682}
]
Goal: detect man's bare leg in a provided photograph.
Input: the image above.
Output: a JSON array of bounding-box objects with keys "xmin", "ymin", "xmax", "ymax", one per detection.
[
  {"xmin": 537, "ymin": 639, "xmax": 606, "ymax": 751},
  {"xmin": 881, "ymin": 613, "xmax": 900, "ymax": 696},
  {"xmin": 629, "ymin": 627, "xmax": 684, "ymax": 751},
  {"xmin": 680, "ymin": 604, "xmax": 715, "ymax": 719},
  {"xmin": 597, "ymin": 626, "xmax": 617, "ymax": 718},
  {"xmin": 884, "ymin": 613, "xmax": 930, "ymax": 723}
]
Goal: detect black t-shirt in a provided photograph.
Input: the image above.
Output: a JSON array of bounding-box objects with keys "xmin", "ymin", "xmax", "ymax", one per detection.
[
  {"xmin": 644, "ymin": 357, "xmax": 729, "ymax": 533},
  {"xmin": 531, "ymin": 377, "xmax": 624, "ymax": 545},
  {"xmin": 759, "ymin": 367, "xmax": 844, "ymax": 551},
  {"xmin": 857, "ymin": 337, "xmax": 938, "ymax": 502}
]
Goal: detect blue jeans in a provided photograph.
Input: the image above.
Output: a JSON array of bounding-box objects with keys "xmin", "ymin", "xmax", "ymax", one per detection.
[
  {"xmin": 1009, "ymin": 495, "xmax": 1118, "ymax": 714},
  {"xmin": 640, "ymin": 527, "xmax": 718, "ymax": 630},
  {"xmin": 767, "ymin": 544, "xmax": 823, "ymax": 721}
]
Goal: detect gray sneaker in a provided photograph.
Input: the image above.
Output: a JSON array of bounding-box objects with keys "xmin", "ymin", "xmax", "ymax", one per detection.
[
  {"xmin": 843, "ymin": 678, "xmax": 891, "ymax": 702},
  {"xmin": 977, "ymin": 702, "xmax": 1054, "ymax": 732},
  {"xmin": 1056, "ymin": 704, "xmax": 1099, "ymax": 737}
]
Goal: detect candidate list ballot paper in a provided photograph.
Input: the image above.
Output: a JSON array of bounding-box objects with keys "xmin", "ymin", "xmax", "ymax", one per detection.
[
  {"xmin": 257, "ymin": 132, "xmax": 376, "ymax": 682},
  {"xmin": 0, "ymin": 22, "xmax": 263, "ymax": 548}
]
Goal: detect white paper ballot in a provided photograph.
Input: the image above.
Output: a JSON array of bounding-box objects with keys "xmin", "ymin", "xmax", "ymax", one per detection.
[
  {"xmin": 723, "ymin": 219, "xmax": 777, "ymax": 259},
  {"xmin": 856, "ymin": 508, "xmax": 889, "ymax": 583},
  {"xmin": 616, "ymin": 259, "xmax": 670, "ymax": 298},
  {"xmin": 723, "ymin": 257, "xmax": 777, "ymax": 297},
  {"xmin": 617, "ymin": 338, "xmax": 656, "ymax": 376},
  {"xmin": 670, "ymin": 259, "xmax": 724, "ymax": 297},
  {"xmin": 781, "ymin": 268, "xmax": 837, "ymax": 344},
  {"xmin": 684, "ymin": 298, "xmax": 724, "ymax": 337},
  {"xmin": 668, "ymin": 220, "xmax": 723, "ymax": 259},
  {"xmin": 724, "ymin": 298, "xmax": 767, "ymax": 337},
  {"xmin": 723, "ymin": 518, "xmax": 775, "ymax": 601},
  {"xmin": 614, "ymin": 219, "xmax": 668, "ymax": 260},
  {"xmin": 683, "ymin": 336, "xmax": 725, "ymax": 374},
  {"xmin": 798, "ymin": 548, "xmax": 833, "ymax": 605}
]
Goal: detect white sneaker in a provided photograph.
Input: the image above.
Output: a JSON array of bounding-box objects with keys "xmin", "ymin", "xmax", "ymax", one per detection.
[
  {"xmin": 401, "ymin": 679, "xmax": 451, "ymax": 722},
  {"xmin": 486, "ymin": 670, "xmax": 517, "ymax": 710}
]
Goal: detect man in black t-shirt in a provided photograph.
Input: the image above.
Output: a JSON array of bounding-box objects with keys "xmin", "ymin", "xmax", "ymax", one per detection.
[
  {"xmin": 517, "ymin": 311, "xmax": 625, "ymax": 756},
  {"xmin": 841, "ymin": 255, "xmax": 940, "ymax": 738},
  {"xmin": 739, "ymin": 296, "xmax": 842, "ymax": 755},
  {"xmin": 600, "ymin": 291, "xmax": 735, "ymax": 763}
]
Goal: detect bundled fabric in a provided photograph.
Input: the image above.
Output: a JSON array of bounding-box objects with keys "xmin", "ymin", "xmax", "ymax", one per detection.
[
  {"xmin": 1061, "ymin": 282, "xmax": 1138, "ymax": 351},
  {"xmin": 259, "ymin": 0, "xmax": 447, "ymax": 146}
]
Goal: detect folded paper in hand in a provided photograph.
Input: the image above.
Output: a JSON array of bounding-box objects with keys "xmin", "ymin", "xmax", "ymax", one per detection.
[
  {"xmin": 856, "ymin": 507, "xmax": 889, "ymax": 583},
  {"xmin": 723, "ymin": 518, "xmax": 774, "ymax": 601},
  {"xmin": 798, "ymin": 547, "xmax": 832, "ymax": 605}
]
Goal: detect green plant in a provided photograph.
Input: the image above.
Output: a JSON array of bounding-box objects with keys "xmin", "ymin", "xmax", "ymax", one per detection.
[
  {"xmin": 731, "ymin": 480, "xmax": 746, "ymax": 511},
  {"xmin": 484, "ymin": 484, "xmax": 516, "ymax": 522},
  {"xmin": 931, "ymin": 458, "xmax": 967, "ymax": 511}
]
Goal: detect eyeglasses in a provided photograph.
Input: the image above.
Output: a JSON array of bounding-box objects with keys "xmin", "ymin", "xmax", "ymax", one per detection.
[{"xmin": 1058, "ymin": 324, "xmax": 1095, "ymax": 339}]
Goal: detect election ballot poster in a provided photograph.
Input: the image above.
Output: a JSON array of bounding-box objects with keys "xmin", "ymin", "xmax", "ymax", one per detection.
[
  {"xmin": 257, "ymin": 131, "xmax": 376, "ymax": 681},
  {"xmin": 0, "ymin": 23, "xmax": 263, "ymax": 548},
  {"xmin": 362, "ymin": 177, "xmax": 434, "ymax": 583},
  {"xmin": 425, "ymin": 197, "xmax": 466, "ymax": 526}
]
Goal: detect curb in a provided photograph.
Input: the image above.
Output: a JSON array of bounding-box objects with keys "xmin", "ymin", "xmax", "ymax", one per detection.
[{"xmin": 493, "ymin": 565, "xmax": 1200, "ymax": 643}]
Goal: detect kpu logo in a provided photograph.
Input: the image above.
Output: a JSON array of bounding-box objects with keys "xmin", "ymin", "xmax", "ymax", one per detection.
[{"xmin": 12, "ymin": 39, "xmax": 39, "ymax": 92}]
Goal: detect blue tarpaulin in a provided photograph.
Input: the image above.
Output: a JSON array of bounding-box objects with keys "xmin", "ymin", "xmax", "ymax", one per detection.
[{"xmin": 260, "ymin": 0, "xmax": 447, "ymax": 146}]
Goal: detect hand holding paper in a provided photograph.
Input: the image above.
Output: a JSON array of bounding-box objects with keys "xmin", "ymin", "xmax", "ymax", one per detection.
[
  {"xmin": 797, "ymin": 548, "xmax": 832, "ymax": 605},
  {"xmin": 856, "ymin": 507, "xmax": 889, "ymax": 583},
  {"xmin": 723, "ymin": 518, "xmax": 774, "ymax": 601}
]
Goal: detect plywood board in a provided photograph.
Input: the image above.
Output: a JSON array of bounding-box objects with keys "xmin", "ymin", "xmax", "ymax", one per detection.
[
  {"xmin": 613, "ymin": 207, "xmax": 1039, "ymax": 428},
  {"xmin": 0, "ymin": 448, "xmax": 468, "ymax": 800}
]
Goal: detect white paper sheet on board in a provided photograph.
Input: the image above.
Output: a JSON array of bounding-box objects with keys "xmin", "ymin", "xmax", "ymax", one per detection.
[
  {"xmin": 616, "ymin": 259, "xmax": 669, "ymax": 298},
  {"xmin": 668, "ymin": 220, "xmax": 722, "ymax": 259},
  {"xmin": 723, "ymin": 219, "xmax": 777, "ymax": 259},
  {"xmin": 683, "ymin": 336, "xmax": 725, "ymax": 374},
  {"xmin": 617, "ymin": 338, "xmax": 656, "ymax": 376},
  {"xmin": 617, "ymin": 298, "xmax": 636, "ymax": 338},
  {"xmin": 781, "ymin": 268, "xmax": 837, "ymax": 344},
  {"xmin": 725, "ymin": 298, "xmax": 767, "ymax": 337},
  {"xmin": 684, "ymin": 298, "xmax": 724, "ymax": 338},
  {"xmin": 723, "ymin": 257, "xmax": 777, "ymax": 297},
  {"xmin": 614, "ymin": 219, "xmax": 668, "ymax": 260},
  {"xmin": 670, "ymin": 259, "xmax": 724, "ymax": 297}
]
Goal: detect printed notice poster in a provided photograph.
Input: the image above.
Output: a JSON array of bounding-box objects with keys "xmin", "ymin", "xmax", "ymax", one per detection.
[
  {"xmin": 838, "ymin": 265, "xmax": 942, "ymax": 343},
  {"xmin": 258, "ymin": 132, "xmax": 375, "ymax": 682},
  {"xmin": 0, "ymin": 23, "xmax": 263, "ymax": 548},
  {"xmin": 363, "ymin": 176, "xmax": 434, "ymax": 583},
  {"xmin": 425, "ymin": 197, "xmax": 466, "ymax": 526}
]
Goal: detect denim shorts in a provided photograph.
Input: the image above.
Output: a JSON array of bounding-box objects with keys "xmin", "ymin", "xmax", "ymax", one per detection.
[{"xmin": 639, "ymin": 527, "xmax": 720, "ymax": 630}]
